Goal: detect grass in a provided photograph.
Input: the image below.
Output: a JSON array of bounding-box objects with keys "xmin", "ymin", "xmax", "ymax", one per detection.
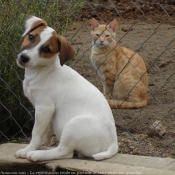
[{"xmin": 0, "ymin": 0, "xmax": 84, "ymax": 141}]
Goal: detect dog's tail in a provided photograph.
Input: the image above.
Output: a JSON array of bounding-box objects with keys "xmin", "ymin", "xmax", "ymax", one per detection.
[{"xmin": 92, "ymin": 141, "xmax": 118, "ymax": 160}]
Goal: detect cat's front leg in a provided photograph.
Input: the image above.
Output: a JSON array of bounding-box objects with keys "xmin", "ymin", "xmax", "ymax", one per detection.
[
  {"xmin": 104, "ymin": 87, "xmax": 111, "ymax": 99},
  {"xmin": 103, "ymin": 80, "xmax": 114, "ymax": 100}
]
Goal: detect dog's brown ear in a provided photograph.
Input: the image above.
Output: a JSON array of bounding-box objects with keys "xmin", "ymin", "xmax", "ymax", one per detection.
[
  {"xmin": 57, "ymin": 36, "xmax": 76, "ymax": 66},
  {"xmin": 22, "ymin": 16, "xmax": 47, "ymax": 37}
]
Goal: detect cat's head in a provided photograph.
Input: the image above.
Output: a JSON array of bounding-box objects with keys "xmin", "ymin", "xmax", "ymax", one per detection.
[{"xmin": 90, "ymin": 18, "xmax": 118, "ymax": 48}]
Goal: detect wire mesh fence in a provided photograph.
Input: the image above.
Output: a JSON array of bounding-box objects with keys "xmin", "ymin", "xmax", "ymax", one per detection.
[{"xmin": 0, "ymin": 0, "xmax": 175, "ymax": 159}]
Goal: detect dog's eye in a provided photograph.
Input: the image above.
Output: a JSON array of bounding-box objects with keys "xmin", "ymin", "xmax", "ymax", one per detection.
[
  {"xmin": 28, "ymin": 34, "xmax": 35, "ymax": 41},
  {"xmin": 42, "ymin": 46, "xmax": 51, "ymax": 53}
]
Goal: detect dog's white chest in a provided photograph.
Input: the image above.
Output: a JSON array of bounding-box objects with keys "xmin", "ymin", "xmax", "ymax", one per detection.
[{"xmin": 23, "ymin": 80, "xmax": 34, "ymax": 105}]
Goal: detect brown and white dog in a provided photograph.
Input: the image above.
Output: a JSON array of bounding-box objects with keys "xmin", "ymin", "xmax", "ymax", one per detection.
[{"xmin": 15, "ymin": 16, "xmax": 118, "ymax": 162}]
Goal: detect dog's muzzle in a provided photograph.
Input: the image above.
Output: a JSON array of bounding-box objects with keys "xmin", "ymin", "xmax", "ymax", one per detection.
[
  {"xmin": 17, "ymin": 53, "xmax": 30, "ymax": 68},
  {"xmin": 19, "ymin": 54, "xmax": 30, "ymax": 63}
]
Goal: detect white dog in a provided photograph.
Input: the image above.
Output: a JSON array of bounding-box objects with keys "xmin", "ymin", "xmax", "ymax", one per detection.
[{"xmin": 15, "ymin": 16, "xmax": 118, "ymax": 162}]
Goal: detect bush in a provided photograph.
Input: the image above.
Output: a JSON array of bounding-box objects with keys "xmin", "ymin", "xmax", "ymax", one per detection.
[{"xmin": 0, "ymin": 0, "xmax": 83, "ymax": 141}]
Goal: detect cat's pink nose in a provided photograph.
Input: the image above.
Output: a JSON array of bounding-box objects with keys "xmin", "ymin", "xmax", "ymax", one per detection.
[{"xmin": 100, "ymin": 41, "xmax": 104, "ymax": 44}]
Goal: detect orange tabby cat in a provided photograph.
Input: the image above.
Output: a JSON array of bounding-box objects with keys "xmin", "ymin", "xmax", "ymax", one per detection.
[{"xmin": 90, "ymin": 18, "xmax": 148, "ymax": 109}]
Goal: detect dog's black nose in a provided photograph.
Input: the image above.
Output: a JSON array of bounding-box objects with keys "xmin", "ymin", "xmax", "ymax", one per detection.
[{"xmin": 20, "ymin": 54, "xmax": 30, "ymax": 63}]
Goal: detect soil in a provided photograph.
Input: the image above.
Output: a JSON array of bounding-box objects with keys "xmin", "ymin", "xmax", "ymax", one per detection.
[{"xmin": 65, "ymin": 1, "xmax": 175, "ymax": 158}]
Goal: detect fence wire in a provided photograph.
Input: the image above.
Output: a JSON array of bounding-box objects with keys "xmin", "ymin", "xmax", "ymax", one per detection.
[{"xmin": 0, "ymin": 0, "xmax": 175, "ymax": 159}]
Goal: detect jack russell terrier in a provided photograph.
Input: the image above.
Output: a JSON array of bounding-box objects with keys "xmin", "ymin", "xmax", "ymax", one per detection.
[{"xmin": 15, "ymin": 16, "xmax": 118, "ymax": 162}]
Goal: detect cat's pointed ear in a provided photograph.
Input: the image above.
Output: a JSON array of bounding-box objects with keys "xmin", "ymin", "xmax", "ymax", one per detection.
[
  {"xmin": 109, "ymin": 19, "xmax": 118, "ymax": 32},
  {"xmin": 90, "ymin": 18, "xmax": 99, "ymax": 30}
]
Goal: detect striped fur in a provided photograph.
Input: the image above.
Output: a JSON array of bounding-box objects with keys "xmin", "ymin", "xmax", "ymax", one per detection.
[{"xmin": 90, "ymin": 18, "xmax": 148, "ymax": 109}]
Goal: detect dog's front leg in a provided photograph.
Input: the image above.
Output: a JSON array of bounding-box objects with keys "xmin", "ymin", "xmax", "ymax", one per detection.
[{"xmin": 15, "ymin": 104, "xmax": 55, "ymax": 159}]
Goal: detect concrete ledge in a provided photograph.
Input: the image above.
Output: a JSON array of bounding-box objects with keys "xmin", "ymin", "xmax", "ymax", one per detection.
[{"xmin": 0, "ymin": 143, "xmax": 174, "ymax": 174}]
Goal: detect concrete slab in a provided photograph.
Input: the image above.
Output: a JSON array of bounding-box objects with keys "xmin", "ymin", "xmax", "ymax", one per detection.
[
  {"xmin": 103, "ymin": 153, "xmax": 175, "ymax": 171},
  {"xmin": 0, "ymin": 143, "xmax": 174, "ymax": 174}
]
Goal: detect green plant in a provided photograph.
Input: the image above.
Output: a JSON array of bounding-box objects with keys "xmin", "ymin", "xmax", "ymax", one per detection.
[{"xmin": 0, "ymin": 0, "xmax": 84, "ymax": 141}]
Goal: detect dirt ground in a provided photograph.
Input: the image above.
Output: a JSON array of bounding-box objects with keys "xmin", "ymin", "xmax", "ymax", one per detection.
[{"xmin": 65, "ymin": 1, "xmax": 175, "ymax": 158}]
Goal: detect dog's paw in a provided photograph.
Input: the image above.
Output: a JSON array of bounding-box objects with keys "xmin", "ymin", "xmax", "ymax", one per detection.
[
  {"xmin": 27, "ymin": 150, "xmax": 45, "ymax": 162},
  {"xmin": 15, "ymin": 148, "xmax": 28, "ymax": 159},
  {"xmin": 15, "ymin": 146, "xmax": 36, "ymax": 159}
]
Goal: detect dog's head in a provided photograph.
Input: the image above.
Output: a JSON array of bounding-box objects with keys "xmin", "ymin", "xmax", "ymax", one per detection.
[{"xmin": 17, "ymin": 16, "xmax": 75, "ymax": 68}]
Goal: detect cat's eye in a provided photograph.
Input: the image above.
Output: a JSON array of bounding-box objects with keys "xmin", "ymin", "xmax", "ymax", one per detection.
[
  {"xmin": 42, "ymin": 46, "xmax": 52, "ymax": 53},
  {"xmin": 105, "ymin": 34, "xmax": 110, "ymax": 37},
  {"xmin": 28, "ymin": 34, "xmax": 35, "ymax": 41},
  {"xmin": 95, "ymin": 34, "xmax": 100, "ymax": 37}
]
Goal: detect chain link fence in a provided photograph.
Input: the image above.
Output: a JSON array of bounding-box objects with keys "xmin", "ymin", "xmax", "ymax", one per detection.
[{"xmin": 0, "ymin": 0, "xmax": 175, "ymax": 159}]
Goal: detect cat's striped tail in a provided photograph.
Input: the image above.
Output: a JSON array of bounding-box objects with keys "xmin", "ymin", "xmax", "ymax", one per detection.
[{"xmin": 107, "ymin": 99, "xmax": 147, "ymax": 109}]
